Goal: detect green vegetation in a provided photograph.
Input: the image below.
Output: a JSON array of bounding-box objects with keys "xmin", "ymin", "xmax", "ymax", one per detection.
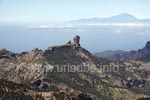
[
  {"xmin": 46, "ymin": 70, "xmax": 113, "ymax": 100},
  {"xmin": 0, "ymin": 79, "xmax": 44, "ymax": 100},
  {"xmin": 53, "ymin": 92, "xmax": 65, "ymax": 100},
  {"xmin": 0, "ymin": 91, "xmax": 33, "ymax": 100},
  {"xmin": 45, "ymin": 47, "xmax": 88, "ymax": 65},
  {"xmin": 137, "ymin": 98, "xmax": 150, "ymax": 100}
]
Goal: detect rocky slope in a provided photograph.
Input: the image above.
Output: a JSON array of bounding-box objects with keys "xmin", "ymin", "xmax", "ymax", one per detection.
[{"xmin": 0, "ymin": 36, "xmax": 150, "ymax": 100}]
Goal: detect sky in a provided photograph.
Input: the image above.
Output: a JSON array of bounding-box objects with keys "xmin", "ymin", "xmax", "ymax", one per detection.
[{"xmin": 0, "ymin": 0, "xmax": 150, "ymax": 24}]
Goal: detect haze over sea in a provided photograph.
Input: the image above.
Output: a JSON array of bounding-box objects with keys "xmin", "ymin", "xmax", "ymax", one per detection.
[{"xmin": 0, "ymin": 23, "xmax": 150, "ymax": 53}]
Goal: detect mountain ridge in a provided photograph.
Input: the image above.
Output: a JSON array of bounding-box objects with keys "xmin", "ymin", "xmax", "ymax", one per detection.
[
  {"xmin": 95, "ymin": 41, "xmax": 150, "ymax": 61},
  {"xmin": 69, "ymin": 13, "xmax": 150, "ymax": 24}
]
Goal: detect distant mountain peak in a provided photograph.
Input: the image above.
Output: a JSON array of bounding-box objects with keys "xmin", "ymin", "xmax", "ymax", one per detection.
[{"xmin": 112, "ymin": 13, "xmax": 137, "ymax": 18}]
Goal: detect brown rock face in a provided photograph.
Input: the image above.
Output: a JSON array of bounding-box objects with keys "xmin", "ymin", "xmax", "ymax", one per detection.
[{"xmin": 73, "ymin": 35, "xmax": 80, "ymax": 44}]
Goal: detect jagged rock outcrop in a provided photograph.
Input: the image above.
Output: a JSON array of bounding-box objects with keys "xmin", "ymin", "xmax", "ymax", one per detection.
[
  {"xmin": 47, "ymin": 35, "xmax": 80, "ymax": 51},
  {"xmin": 73, "ymin": 35, "xmax": 80, "ymax": 47}
]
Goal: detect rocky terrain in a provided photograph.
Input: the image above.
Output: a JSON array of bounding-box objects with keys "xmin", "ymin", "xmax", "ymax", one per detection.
[
  {"xmin": 95, "ymin": 41, "xmax": 150, "ymax": 62},
  {"xmin": 0, "ymin": 36, "xmax": 150, "ymax": 100}
]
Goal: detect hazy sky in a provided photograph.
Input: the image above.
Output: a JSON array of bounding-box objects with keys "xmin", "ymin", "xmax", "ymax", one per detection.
[{"xmin": 0, "ymin": 0, "xmax": 150, "ymax": 24}]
